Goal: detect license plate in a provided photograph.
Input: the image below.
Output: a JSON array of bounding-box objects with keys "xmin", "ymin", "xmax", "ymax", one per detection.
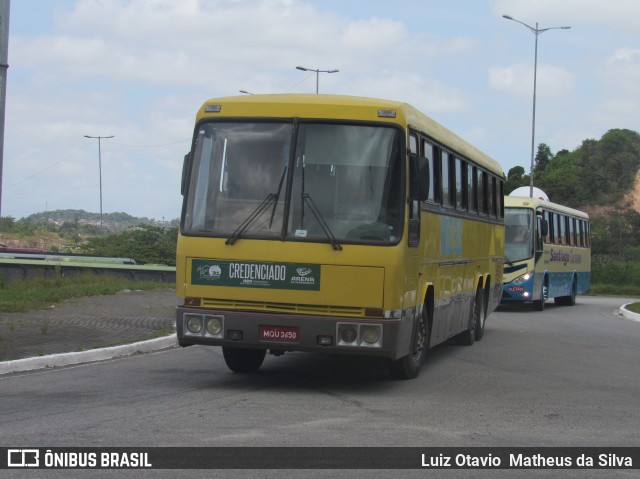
[
  {"xmin": 260, "ymin": 325, "xmax": 299, "ymax": 342},
  {"xmin": 509, "ymin": 286, "xmax": 525, "ymax": 292}
]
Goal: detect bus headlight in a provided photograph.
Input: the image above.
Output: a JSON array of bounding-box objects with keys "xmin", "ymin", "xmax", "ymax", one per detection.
[
  {"xmin": 512, "ymin": 272, "xmax": 532, "ymax": 285},
  {"xmin": 205, "ymin": 316, "xmax": 223, "ymax": 336},
  {"xmin": 337, "ymin": 323, "xmax": 382, "ymax": 348},
  {"xmin": 339, "ymin": 325, "xmax": 358, "ymax": 344},
  {"xmin": 361, "ymin": 325, "xmax": 381, "ymax": 345},
  {"xmin": 185, "ymin": 315, "xmax": 203, "ymax": 334}
]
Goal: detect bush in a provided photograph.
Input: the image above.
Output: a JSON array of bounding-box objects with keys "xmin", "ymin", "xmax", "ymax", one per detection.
[
  {"xmin": 78, "ymin": 224, "xmax": 178, "ymax": 265},
  {"xmin": 592, "ymin": 261, "xmax": 640, "ymax": 286}
]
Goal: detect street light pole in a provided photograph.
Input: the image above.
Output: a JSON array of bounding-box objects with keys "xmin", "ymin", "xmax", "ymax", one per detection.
[
  {"xmin": 502, "ymin": 15, "xmax": 570, "ymax": 198},
  {"xmin": 296, "ymin": 66, "xmax": 339, "ymax": 93},
  {"xmin": 84, "ymin": 134, "xmax": 114, "ymax": 233}
]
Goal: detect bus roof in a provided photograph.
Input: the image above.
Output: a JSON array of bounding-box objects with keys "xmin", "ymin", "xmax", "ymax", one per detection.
[
  {"xmin": 505, "ymin": 195, "xmax": 589, "ymax": 219},
  {"xmin": 196, "ymin": 94, "xmax": 503, "ymax": 176}
]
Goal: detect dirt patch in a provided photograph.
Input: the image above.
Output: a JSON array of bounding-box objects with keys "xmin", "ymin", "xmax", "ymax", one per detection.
[{"xmin": 621, "ymin": 171, "xmax": 640, "ymax": 213}]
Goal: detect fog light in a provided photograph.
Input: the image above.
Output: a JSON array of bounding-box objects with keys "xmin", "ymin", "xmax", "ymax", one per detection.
[
  {"xmin": 205, "ymin": 317, "xmax": 222, "ymax": 336},
  {"xmin": 339, "ymin": 325, "xmax": 358, "ymax": 344},
  {"xmin": 361, "ymin": 325, "xmax": 380, "ymax": 345},
  {"xmin": 317, "ymin": 335, "xmax": 333, "ymax": 346},
  {"xmin": 186, "ymin": 315, "xmax": 203, "ymax": 334},
  {"xmin": 227, "ymin": 330, "xmax": 243, "ymax": 341}
]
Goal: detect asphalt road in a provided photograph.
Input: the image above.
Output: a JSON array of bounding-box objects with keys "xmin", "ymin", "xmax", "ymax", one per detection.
[{"xmin": 1, "ymin": 296, "xmax": 639, "ymax": 479}]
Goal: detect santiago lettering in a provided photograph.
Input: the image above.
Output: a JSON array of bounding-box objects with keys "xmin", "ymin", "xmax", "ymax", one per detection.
[{"xmin": 549, "ymin": 249, "xmax": 582, "ymax": 266}]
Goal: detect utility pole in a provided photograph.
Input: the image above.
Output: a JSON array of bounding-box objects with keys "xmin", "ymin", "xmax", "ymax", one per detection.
[{"xmin": 0, "ymin": 0, "xmax": 10, "ymax": 216}]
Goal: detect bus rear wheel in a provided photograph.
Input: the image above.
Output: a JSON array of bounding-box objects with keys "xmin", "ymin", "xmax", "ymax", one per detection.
[
  {"xmin": 222, "ymin": 347, "xmax": 266, "ymax": 373},
  {"xmin": 457, "ymin": 288, "xmax": 485, "ymax": 345},
  {"xmin": 555, "ymin": 278, "xmax": 577, "ymax": 306},
  {"xmin": 388, "ymin": 306, "xmax": 428, "ymax": 380}
]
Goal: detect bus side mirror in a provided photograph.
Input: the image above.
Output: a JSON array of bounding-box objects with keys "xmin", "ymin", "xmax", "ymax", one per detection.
[
  {"xmin": 409, "ymin": 154, "xmax": 430, "ymax": 201},
  {"xmin": 181, "ymin": 151, "xmax": 191, "ymax": 196}
]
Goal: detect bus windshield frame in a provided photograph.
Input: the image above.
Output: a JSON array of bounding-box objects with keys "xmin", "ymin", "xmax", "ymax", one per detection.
[
  {"xmin": 505, "ymin": 207, "xmax": 534, "ymax": 263},
  {"xmin": 182, "ymin": 119, "xmax": 405, "ymax": 246}
]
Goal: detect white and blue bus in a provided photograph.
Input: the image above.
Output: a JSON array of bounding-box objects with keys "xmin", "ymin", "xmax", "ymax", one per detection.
[{"xmin": 502, "ymin": 190, "xmax": 590, "ymax": 310}]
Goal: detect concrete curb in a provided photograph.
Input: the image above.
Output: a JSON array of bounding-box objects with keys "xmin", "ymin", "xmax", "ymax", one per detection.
[
  {"xmin": 0, "ymin": 334, "xmax": 178, "ymax": 375},
  {"xmin": 619, "ymin": 303, "xmax": 640, "ymax": 323}
]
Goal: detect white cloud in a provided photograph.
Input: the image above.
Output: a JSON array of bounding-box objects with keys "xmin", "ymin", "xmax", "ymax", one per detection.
[
  {"xmin": 603, "ymin": 47, "xmax": 640, "ymax": 93},
  {"xmin": 488, "ymin": 63, "xmax": 575, "ymax": 99},
  {"xmin": 3, "ymin": 0, "xmax": 640, "ymax": 219}
]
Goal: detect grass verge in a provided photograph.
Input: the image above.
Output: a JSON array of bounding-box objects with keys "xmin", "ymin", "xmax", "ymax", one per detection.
[
  {"xmin": 588, "ymin": 283, "xmax": 640, "ymax": 298},
  {"xmin": 0, "ymin": 273, "xmax": 173, "ymax": 313},
  {"xmin": 626, "ymin": 302, "xmax": 640, "ymax": 314}
]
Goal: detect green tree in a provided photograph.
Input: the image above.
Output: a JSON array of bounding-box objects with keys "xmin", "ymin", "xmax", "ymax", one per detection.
[
  {"xmin": 505, "ymin": 166, "xmax": 529, "ymax": 195},
  {"xmin": 534, "ymin": 143, "xmax": 553, "ymax": 175},
  {"xmin": 0, "ymin": 216, "xmax": 15, "ymax": 232}
]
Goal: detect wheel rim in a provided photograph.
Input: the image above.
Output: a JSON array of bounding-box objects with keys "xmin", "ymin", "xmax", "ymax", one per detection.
[{"xmin": 478, "ymin": 300, "xmax": 486, "ymax": 329}]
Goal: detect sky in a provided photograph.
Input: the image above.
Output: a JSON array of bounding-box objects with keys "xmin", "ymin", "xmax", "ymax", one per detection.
[{"xmin": 1, "ymin": 0, "xmax": 639, "ymax": 221}]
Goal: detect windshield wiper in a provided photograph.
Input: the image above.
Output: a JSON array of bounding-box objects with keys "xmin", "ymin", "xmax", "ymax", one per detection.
[
  {"xmin": 269, "ymin": 167, "xmax": 287, "ymax": 228},
  {"xmin": 302, "ymin": 193, "xmax": 342, "ymax": 251},
  {"xmin": 226, "ymin": 194, "xmax": 276, "ymax": 245},
  {"xmin": 504, "ymin": 255, "xmax": 514, "ymax": 266}
]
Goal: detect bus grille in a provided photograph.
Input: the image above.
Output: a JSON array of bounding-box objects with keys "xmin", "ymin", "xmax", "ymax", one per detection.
[{"xmin": 201, "ymin": 298, "xmax": 366, "ymax": 318}]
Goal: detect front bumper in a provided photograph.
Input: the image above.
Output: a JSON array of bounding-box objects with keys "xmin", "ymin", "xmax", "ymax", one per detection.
[{"xmin": 176, "ymin": 306, "xmax": 414, "ymax": 360}]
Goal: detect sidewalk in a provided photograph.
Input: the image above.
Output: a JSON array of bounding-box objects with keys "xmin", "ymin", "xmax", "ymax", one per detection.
[{"xmin": 0, "ymin": 288, "xmax": 177, "ymax": 372}]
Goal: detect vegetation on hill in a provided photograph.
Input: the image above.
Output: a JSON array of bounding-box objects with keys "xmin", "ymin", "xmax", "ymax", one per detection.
[{"xmin": 0, "ymin": 211, "xmax": 178, "ymax": 266}]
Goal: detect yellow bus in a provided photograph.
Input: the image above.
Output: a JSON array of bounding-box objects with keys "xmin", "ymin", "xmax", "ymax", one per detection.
[
  {"xmin": 501, "ymin": 192, "xmax": 590, "ymax": 310},
  {"xmin": 176, "ymin": 94, "xmax": 505, "ymax": 379}
]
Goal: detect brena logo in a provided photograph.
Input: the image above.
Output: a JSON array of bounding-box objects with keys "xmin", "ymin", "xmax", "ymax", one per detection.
[
  {"xmin": 296, "ymin": 267, "xmax": 312, "ymax": 277},
  {"xmin": 198, "ymin": 264, "xmax": 222, "ymax": 279}
]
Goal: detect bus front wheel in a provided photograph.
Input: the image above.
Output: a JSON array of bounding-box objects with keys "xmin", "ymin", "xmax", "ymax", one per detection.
[
  {"xmin": 533, "ymin": 280, "xmax": 548, "ymax": 311},
  {"xmin": 222, "ymin": 347, "xmax": 266, "ymax": 373},
  {"xmin": 388, "ymin": 306, "xmax": 428, "ymax": 380}
]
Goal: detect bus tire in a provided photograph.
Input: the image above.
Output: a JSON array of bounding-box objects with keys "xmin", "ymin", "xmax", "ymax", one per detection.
[
  {"xmin": 457, "ymin": 288, "xmax": 484, "ymax": 346},
  {"xmin": 533, "ymin": 279, "xmax": 548, "ymax": 311},
  {"xmin": 222, "ymin": 347, "xmax": 266, "ymax": 373},
  {"xmin": 474, "ymin": 289, "xmax": 487, "ymax": 341},
  {"xmin": 388, "ymin": 306, "xmax": 428, "ymax": 380},
  {"xmin": 555, "ymin": 278, "xmax": 577, "ymax": 306}
]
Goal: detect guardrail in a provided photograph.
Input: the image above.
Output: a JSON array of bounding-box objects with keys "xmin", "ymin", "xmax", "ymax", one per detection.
[{"xmin": 0, "ymin": 253, "xmax": 175, "ymax": 284}]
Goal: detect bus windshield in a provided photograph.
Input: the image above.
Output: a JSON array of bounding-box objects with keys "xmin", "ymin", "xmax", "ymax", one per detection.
[
  {"xmin": 183, "ymin": 121, "xmax": 404, "ymax": 245},
  {"xmin": 505, "ymin": 207, "xmax": 534, "ymax": 262}
]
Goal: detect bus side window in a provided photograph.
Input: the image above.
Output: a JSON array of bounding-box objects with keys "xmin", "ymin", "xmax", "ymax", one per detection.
[
  {"xmin": 409, "ymin": 133, "xmax": 418, "ymax": 154},
  {"xmin": 455, "ymin": 157, "xmax": 464, "ymax": 210},
  {"xmin": 586, "ymin": 221, "xmax": 590, "ymax": 247},
  {"xmin": 489, "ymin": 176, "xmax": 497, "ymax": 218},
  {"xmin": 560, "ymin": 215, "xmax": 567, "ymax": 245},
  {"xmin": 543, "ymin": 210, "xmax": 551, "ymax": 243},
  {"xmin": 441, "ymin": 150, "xmax": 451, "ymax": 207},
  {"xmin": 479, "ymin": 171, "xmax": 488, "ymax": 215},
  {"xmin": 497, "ymin": 180, "xmax": 504, "ymax": 218},
  {"xmin": 467, "ymin": 164, "xmax": 477, "ymax": 213},
  {"xmin": 422, "ymin": 139, "xmax": 436, "ymax": 202}
]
